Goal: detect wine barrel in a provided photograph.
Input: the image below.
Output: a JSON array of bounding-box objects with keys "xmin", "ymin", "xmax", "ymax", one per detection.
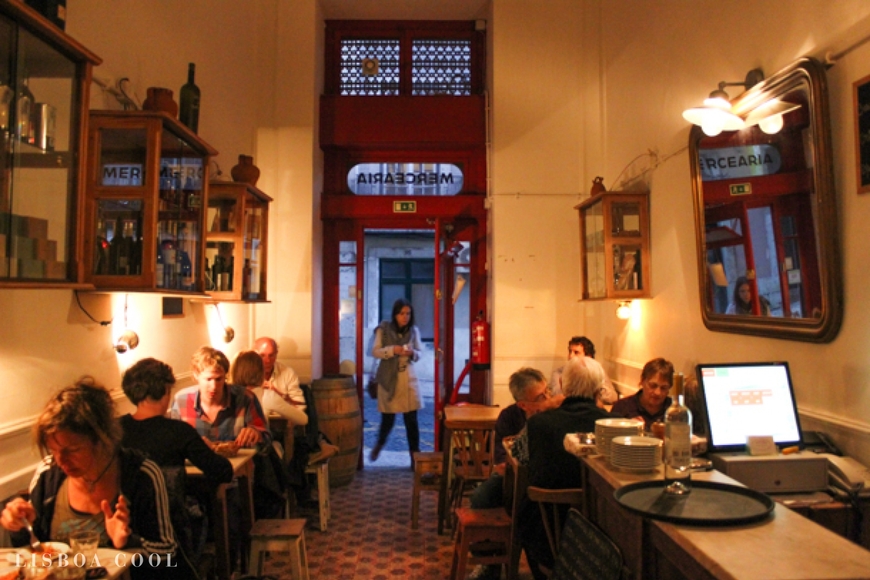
[{"xmin": 312, "ymin": 374, "xmax": 362, "ymax": 488}]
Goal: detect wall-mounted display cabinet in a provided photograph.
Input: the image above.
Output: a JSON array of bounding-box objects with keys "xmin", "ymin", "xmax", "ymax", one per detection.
[
  {"xmin": 576, "ymin": 190, "xmax": 651, "ymax": 300},
  {"xmin": 83, "ymin": 110, "xmax": 217, "ymax": 293},
  {"xmin": 0, "ymin": 0, "xmax": 101, "ymax": 286},
  {"xmin": 204, "ymin": 180, "xmax": 270, "ymax": 302}
]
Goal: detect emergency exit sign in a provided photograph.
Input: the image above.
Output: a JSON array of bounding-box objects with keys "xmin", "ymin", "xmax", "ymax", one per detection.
[
  {"xmin": 393, "ymin": 201, "xmax": 417, "ymax": 213},
  {"xmin": 729, "ymin": 183, "xmax": 752, "ymax": 196}
]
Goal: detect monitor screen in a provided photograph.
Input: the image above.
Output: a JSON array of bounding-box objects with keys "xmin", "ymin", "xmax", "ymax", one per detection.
[{"xmin": 696, "ymin": 361, "xmax": 803, "ymax": 453}]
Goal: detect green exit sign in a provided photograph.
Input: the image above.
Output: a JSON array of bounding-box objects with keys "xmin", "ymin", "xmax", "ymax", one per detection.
[
  {"xmin": 729, "ymin": 183, "xmax": 752, "ymax": 196},
  {"xmin": 393, "ymin": 201, "xmax": 417, "ymax": 213}
]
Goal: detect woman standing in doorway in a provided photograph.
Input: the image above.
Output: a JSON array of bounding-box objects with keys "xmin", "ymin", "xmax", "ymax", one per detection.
[{"xmin": 370, "ymin": 298, "xmax": 423, "ymax": 467}]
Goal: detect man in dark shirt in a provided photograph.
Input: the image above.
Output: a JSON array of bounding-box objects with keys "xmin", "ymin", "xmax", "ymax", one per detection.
[{"xmin": 610, "ymin": 358, "xmax": 674, "ymax": 431}]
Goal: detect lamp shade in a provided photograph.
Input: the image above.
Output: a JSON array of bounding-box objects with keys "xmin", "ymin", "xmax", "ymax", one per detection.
[
  {"xmin": 682, "ymin": 96, "xmax": 745, "ymax": 136},
  {"xmin": 743, "ymin": 99, "xmax": 800, "ymax": 135}
]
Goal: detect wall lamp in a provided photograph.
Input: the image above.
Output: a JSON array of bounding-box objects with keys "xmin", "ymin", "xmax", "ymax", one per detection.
[
  {"xmin": 682, "ymin": 68, "xmax": 796, "ymax": 136},
  {"xmin": 616, "ymin": 301, "xmax": 632, "ymax": 320},
  {"xmin": 114, "ymin": 294, "xmax": 139, "ymax": 353},
  {"xmin": 213, "ymin": 303, "xmax": 235, "ymax": 343}
]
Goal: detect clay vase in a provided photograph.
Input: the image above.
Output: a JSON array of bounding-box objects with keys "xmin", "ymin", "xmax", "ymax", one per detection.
[
  {"xmin": 143, "ymin": 87, "xmax": 178, "ymax": 118},
  {"xmin": 231, "ymin": 155, "xmax": 260, "ymax": 186},
  {"xmin": 591, "ymin": 176, "xmax": 606, "ymax": 196}
]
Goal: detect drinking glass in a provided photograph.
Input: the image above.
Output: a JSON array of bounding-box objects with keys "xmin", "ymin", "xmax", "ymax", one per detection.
[{"xmin": 69, "ymin": 529, "xmax": 100, "ymax": 569}]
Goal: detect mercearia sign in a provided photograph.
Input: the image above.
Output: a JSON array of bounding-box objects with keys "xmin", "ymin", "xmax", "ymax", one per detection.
[
  {"xmin": 698, "ymin": 144, "xmax": 782, "ymax": 182},
  {"xmin": 347, "ymin": 163, "xmax": 464, "ymax": 195}
]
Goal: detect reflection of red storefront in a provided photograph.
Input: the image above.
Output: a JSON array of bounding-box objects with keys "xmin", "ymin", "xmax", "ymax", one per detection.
[{"xmin": 698, "ymin": 95, "xmax": 821, "ymax": 319}]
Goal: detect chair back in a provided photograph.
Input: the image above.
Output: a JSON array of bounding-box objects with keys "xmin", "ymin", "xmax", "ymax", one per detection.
[
  {"xmin": 450, "ymin": 427, "xmax": 493, "ymax": 481},
  {"xmin": 550, "ymin": 508, "xmax": 623, "ymax": 580},
  {"xmin": 526, "ymin": 486, "xmax": 585, "ymax": 564}
]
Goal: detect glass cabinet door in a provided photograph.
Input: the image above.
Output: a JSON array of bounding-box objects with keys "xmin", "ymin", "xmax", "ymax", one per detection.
[
  {"xmin": 0, "ymin": 9, "xmax": 98, "ymax": 283},
  {"xmin": 242, "ymin": 192, "xmax": 266, "ymax": 300},
  {"xmin": 584, "ymin": 198, "xmax": 606, "ymax": 299}
]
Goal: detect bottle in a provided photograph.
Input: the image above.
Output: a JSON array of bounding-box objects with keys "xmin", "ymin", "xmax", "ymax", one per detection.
[
  {"xmin": 664, "ymin": 372, "xmax": 693, "ymax": 495},
  {"xmin": 113, "ymin": 220, "xmax": 135, "ymax": 275},
  {"xmin": 155, "ymin": 239, "xmax": 165, "ymax": 288},
  {"xmin": 161, "ymin": 224, "xmax": 177, "ymax": 288},
  {"xmin": 16, "ymin": 75, "xmax": 34, "ymax": 145},
  {"xmin": 179, "ymin": 63, "xmax": 200, "ymax": 133},
  {"xmin": 94, "ymin": 218, "xmax": 110, "ymax": 275},
  {"xmin": 242, "ymin": 259, "xmax": 252, "ymax": 299}
]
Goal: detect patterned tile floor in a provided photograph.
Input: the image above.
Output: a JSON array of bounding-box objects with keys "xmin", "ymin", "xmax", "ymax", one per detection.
[{"xmin": 261, "ymin": 464, "xmax": 534, "ymax": 580}]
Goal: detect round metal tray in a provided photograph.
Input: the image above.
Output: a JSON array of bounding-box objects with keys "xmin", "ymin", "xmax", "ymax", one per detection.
[{"xmin": 613, "ymin": 479, "xmax": 774, "ymax": 526}]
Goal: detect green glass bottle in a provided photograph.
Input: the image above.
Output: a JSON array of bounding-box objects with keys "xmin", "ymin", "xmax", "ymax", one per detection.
[{"xmin": 179, "ymin": 63, "xmax": 200, "ymax": 133}]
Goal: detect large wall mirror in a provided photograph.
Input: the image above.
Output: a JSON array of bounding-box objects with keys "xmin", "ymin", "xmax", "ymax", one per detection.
[{"xmin": 689, "ymin": 57, "xmax": 842, "ymax": 342}]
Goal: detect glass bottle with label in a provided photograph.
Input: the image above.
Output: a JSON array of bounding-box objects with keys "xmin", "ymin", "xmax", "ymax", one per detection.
[
  {"xmin": 664, "ymin": 372, "xmax": 693, "ymax": 495},
  {"xmin": 179, "ymin": 63, "xmax": 200, "ymax": 133},
  {"xmin": 16, "ymin": 74, "xmax": 34, "ymax": 145}
]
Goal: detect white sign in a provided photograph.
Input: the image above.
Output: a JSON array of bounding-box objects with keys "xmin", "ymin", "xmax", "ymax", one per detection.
[
  {"xmin": 699, "ymin": 144, "xmax": 782, "ymax": 182},
  {"xmin": 102, "ymin": 164, "xmax": 143, "ymax": 186},
  {"xmin": 348, "ymin": 162, "xmax": 464, "ymax": 195}
]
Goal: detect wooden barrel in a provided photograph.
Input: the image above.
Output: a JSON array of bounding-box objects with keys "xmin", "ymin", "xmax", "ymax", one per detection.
[{"xmin": 312, "ymin": 374, "xmax": 362, "ymax": 488}]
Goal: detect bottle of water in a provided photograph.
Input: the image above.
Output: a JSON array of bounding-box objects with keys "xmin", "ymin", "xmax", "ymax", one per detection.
[{"xmin": 664, "ymin": 372, "xmax": 692, "ymax": 495}]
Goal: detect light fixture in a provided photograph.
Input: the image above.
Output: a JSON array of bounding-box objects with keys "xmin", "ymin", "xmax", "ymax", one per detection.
[
  {"xmin": 114, "ymin": 294, "xmax": 139, "ymax": 353},
  {"xmin": 213, "ymin": 303, "xmax": 235, "ymax": 343},
  {"xmin": 616, "ymin": 301, "xmax": 632, "ymax": 320},
  {"xmin": 742, "ymin": 98, "xmax": 801, "ymax": 134},
  {"xmin": 682, "ymin": 69, "xmax": 764, "ymax": 136}
]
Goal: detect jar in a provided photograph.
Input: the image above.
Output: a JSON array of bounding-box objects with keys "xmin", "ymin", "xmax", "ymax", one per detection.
[
  {"xmin": 143, "ymin": 87, "xmax": 178, "ymax": 118},
  {"xmin": 231, "ymin": 154, "xmax": 260, "ymax": 186}
]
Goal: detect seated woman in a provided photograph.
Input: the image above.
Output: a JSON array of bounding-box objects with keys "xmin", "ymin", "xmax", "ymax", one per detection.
[
  {"xmin": 229, "ymin": 350, "xmax": 308, "ymax": 432},
  {"xmin": 512, "ymin": 356, "xmax": 615, "ymax": 579},
  {"xmin": 120, "ymin": 358, "xmax": 234, "ymax": 573},
  {"xmin": 610, "ymin": 357, "xmax": 675, "ymax": 431},
  {"xmin": 0, "ymin": 377, "xmax": 178, "ymax": 579},
  {"xmin": 726, "ymin": 276, "xmax": 771, "ymax": 316}
]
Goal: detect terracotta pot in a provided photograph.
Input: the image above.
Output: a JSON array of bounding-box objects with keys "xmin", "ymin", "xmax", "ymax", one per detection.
[
  {"xmin": 231, "ymin": 155, "xmax": 260, "ymax": 186},
  {"xmin": 143, "ymin": 87, "xmax": 178, "ymax": 117},
  {"xmin": 591, "ymin": 176, "xmax": 606, "ymax": 195}
]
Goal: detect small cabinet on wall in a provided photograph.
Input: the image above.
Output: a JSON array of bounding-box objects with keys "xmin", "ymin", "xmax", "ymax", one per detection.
[
  {"xmin": 576, "ymin": 190, "xmax": 651, "ymax": 300},
  {"xmin": 83, "ymin": 110, "xmax": 217, "ymax": 293},
  {"xmin": 204, "ymin": 180, "xmax": 270, "ymax": 302},
  {"xmin": 0, "ymin": 0, "xmax": 101, "ymax": 285}
]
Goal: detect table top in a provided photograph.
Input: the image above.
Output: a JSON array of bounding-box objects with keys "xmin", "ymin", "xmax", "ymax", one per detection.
[
  {"xmin": 582, "ymin": 454, "xmax": 870, "ymax": 579},
  {"xmin": 0, "ymin": 547, "xmax": 132, "ymax": 579},
  {"xmin": 443, "ymin": 405, "xmax": 500, "ymax": 429},
  {"xmin": 185, "ymin": 447, "xmax": 256, "ymax": 478}
]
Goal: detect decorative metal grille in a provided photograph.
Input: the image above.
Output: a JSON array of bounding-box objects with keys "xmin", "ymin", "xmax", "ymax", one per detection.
[
  {"xmin": 339, "ymin": 39, "xmax": 400, "ymax": 95},
  {"xmin": 412, "ymin": 39, "xmax": 472, "ymax": 95}
]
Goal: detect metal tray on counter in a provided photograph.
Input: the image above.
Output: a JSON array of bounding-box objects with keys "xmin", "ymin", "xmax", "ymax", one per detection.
[{"xmin": 613, "ymin": 479, "xmax": 774, "ymax": 526}]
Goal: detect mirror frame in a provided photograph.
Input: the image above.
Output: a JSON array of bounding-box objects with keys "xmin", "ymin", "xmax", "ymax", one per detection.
[{"xmin": 689, "ymin": 57, "xmax": 843, "ymax": 342}]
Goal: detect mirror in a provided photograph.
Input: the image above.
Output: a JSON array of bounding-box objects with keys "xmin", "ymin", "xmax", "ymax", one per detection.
[{"xmin": 690, "ymin": 57, "xmax": 842, "ymax": 342}]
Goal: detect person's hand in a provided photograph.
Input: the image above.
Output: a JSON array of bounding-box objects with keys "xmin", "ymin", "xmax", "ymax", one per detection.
[
  {"xmin": 392, "ymin": 345, "xmax": 405, "ymax": 356},
  {"xmin": 101, "ymin": 495, "xmax": 131, "ymax": 549},
  {"xmin": 0, "ymin": 497, "xmax": 35, "ymax": 531},
  {"xmin": 235, "ymin": 427, "xmax": 262, "ymax": 448},
  {"xmin": 202, "ymin": 436, "xmax": 216, "ymax": 450}
]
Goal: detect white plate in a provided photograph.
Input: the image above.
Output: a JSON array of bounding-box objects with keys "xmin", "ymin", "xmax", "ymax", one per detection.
[
  {"xmin": 611, "ymin": 435, "xmax": 662, "ymax": 447},
  {"xmin": 15, "ymin": 541, "xmax": 71, "ymax": 562},
  {"xmin": 596, "ymin": 418, "xmax": 644, "ymax": 429}
]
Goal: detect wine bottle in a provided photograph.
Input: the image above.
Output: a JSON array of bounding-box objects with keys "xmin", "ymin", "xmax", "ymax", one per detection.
[
  {"xmin": 16, "ymin": 75, "xmax": 34, "ymax": 145},
  {"xmin": 179, "ymin": 63, "xmax": 200, "ymax": 133},
  {"xmin": 664, "ymin": 372, "xmax": 693, "ymax": 495},
  {"xmin": 94, "ymin": 218, "xmax": 109, "ymax": 275},
  {"xmin": 155, "ymin": 238, "xmax": 165, "ymax": 288},
  {"xmin": 242, "ymin": 259, "xmax": 252, "ymax": 300}
]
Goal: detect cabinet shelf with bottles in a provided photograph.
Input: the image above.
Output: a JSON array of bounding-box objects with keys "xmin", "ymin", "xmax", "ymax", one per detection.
[
  {"xmin": 83, "ymin": 110, "xmax": 217, "ymax": 293},
  {"xmin": 0, "ymin": 0, "xmax": 101, "ymax": 286},
  {"xmin": 202, "ymin": 180, "xmax": 271, "ymax": 302},
  {"xmin": 576, "ymin": 190, "xmax": 651, "ymax": 300}
]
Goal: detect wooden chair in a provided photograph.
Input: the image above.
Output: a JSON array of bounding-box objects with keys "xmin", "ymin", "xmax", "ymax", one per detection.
[
  {"xmin": 447, "ymin": 426, "xmax": 494, "ymax": 526},
  {"xmin": 248, "ymin": 518, "xmax": 310, "ymax": 580},
  {"xmin": 550, "ymin": 508, "xmax": 624, "ymax": 580},
  {"xmin": 449, "ymin": 507, "xmax": 513, "ymax": 580},
  {"xmin": 304, "ymin": 458, "xmax": 330, "ymax": 532},
  {"xmin": 504, "ymin": 441, "xmax": 528, "ymax": 580},
  {"xmin": 526, "ymin": 485, "xmax": 585, "ymax": 567},
  {"xmin": 411, "ymin": 451, "xmax": 443, "ymax": 529}
]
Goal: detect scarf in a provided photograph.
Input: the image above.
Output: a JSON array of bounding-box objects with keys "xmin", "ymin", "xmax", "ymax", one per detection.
[{"xmin": 375, "ymin": 320, "xmax": 414, "ymax": 400}]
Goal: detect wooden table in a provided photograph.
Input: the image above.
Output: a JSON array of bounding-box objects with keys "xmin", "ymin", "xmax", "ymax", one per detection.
[
  {"xmin": 186, "ymin": 448, "xmax": 256, "ymax": 580},
  {"xmin": 0, "ymin": 547, "xmax": 133, "ymax": 579},
  {"xmin": 438, "ymin": 405, "xmax": 501, "ymax": 535},
  {"xmin": 580, "ymin": 454, "xmax": 870, "ymax": 579}
]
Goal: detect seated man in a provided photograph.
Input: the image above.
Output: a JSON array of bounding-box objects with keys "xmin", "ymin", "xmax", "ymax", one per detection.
[
  {"xmin": 610, "ymin": 357, "xmax": 674, "ymax": 431},
  {"xmin": 513, "ymin": 356, "xmax": 615, "ymax": 579},
  {"xmin": 255, "ymin": 336, "xmax": 306, "ymax": 411},
  {"xmin": 548, "ymin": 336, "xmax": 617, "ymax": 405}
]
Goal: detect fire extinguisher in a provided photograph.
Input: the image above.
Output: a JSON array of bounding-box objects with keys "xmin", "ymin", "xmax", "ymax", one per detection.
[{"xmin": 471, "ymin": 311, "xmax": 491, "ymax": 370}]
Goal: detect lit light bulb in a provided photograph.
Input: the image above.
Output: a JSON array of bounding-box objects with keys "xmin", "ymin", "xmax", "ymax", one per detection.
[
  {"xmin": 616, "ymin": 301, "xmax": 632, "ymax": 320},
  {"xmin": 758, "ymin": 113, "xmax": 784, "ymax": 134},
  {"xmin": 701, "ymin": 117, "xmax": 725, "ymax": 137}
]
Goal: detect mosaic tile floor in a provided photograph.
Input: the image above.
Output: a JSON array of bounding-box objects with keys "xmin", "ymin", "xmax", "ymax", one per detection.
[{"xmin": 262, "ymin": 464, "xmax": 534, "ymax": 579}]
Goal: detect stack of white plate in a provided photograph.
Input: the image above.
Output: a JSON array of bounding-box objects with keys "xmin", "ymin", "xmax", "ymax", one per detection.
[
  {"xmin": 594, "ymin": 418, "xmax": 644, "ymax": 458},
  {"xmin": 609, "ymin": 435, "xmax": 663, "ymax": 472}
]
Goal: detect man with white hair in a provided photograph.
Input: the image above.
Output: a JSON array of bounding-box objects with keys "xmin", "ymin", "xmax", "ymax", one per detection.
[
  {"xmin": 513, "ymin": 356, "xmax": 616, "ymax": 579},
  {"xmin": 254, "ymin": 336, "xmax": 305, "ymax": 412}
]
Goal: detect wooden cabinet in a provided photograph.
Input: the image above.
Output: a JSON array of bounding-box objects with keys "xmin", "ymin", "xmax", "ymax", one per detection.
[
  {"xmin": 204, "ymin": 180, "xmax": 270, "ymax": 302},
  {"xmin": 576, "ymin": 191, "xmax": 651, "ymax": 300},
  {"xmin": 83, "ymin": 110, "xmax": 217, "ymax": 292},
  {"xmin": 0, "ymin": 0, "xmax": 101, "ymax": 285}
]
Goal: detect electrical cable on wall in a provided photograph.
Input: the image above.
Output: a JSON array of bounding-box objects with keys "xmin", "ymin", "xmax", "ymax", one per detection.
[{"xmin": 74, "ymin": 290, "xmax": 112, "ymax": 325}]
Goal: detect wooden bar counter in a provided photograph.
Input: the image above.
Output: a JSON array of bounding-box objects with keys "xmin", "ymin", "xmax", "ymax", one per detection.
[{"xmin": 580, "ymin": 454, "xmax": 870, "ymax": 579}]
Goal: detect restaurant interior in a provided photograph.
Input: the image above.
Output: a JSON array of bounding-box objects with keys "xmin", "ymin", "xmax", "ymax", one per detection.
[{"xmin": 4, "ymin": 0, "xmax": 870, "ymax": 578}]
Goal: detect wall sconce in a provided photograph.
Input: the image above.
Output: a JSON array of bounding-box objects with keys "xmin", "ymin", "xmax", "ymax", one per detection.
[
  {"xmin": 742, "ymin": 98, "xmax": 801, "ymax": 134},
  {"xmin": 114, "ymin": 294, "xmax": 139, "ymax": 353},
  {"xmin": 616, "ymin": 301, "xmax": 632, "ymax": 320},
  {"xmin": 682, "ymin": 68, "xmax": 764, "ymax": 136},
  {"xmin": 213, "ymin": 303, "xmax": 235, "ymax": 343}
]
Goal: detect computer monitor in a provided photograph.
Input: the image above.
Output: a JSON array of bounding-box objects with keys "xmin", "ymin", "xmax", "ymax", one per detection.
[{"xmin": 696, "ymin": 361, "xmax": 803, "ymax": 453}]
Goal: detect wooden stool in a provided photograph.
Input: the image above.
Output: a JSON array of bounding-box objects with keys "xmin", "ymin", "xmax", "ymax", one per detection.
[
  {"xmin": 248, "ymin": 518, "xmax": 309, "ymax": 580},
  {"xmin": 304, "ymin": 459, "xmax": 330, "ymax": 532},
  {"xmin": 412, "ymin": 451, "xmax": 443, "ymax": 529},
  {"xmin": 449, "ymin": 507, "xmax": 513, "ymax": 580}
]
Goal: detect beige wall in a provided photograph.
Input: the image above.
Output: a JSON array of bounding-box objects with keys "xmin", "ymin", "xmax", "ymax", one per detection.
[{"xmin": 5, "ymin": 0, "xmax": 870, "ymax": 499}]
